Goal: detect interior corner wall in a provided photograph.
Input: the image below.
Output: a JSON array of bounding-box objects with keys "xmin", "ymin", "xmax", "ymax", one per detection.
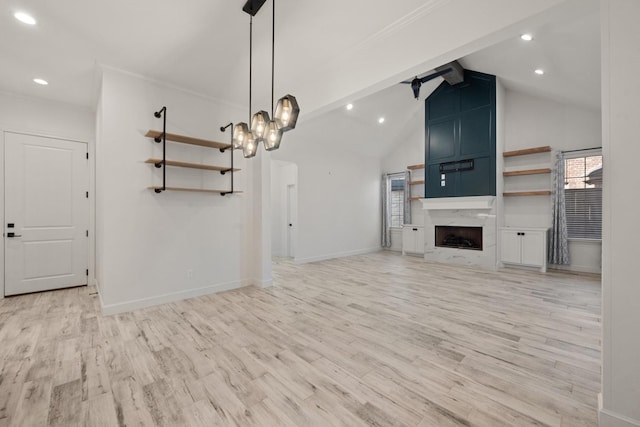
[
  {"xmin": 96, "ymin": 68, "xmax": 250, "ymax": 314},
  {"xmin": 495, "ymin": 78, "xmax": 506, "ymax": 249},
  {"xmin": 381, "ymin": 104, "xmax": 426, "ymax": 226},
  {"xmin": 503, "ymin": 89, "xmax": 602, "ymax": 273},
  {"xmin": 0, "ymin": 92, "xmax": 95, "ymax": 299},
  {"xmin": 600, "ymin": 0, "xmax": 640, "ymax": 424},
  {"xmin": 271, "ymin": 119, "xmax": 381, "ymax": 264}
]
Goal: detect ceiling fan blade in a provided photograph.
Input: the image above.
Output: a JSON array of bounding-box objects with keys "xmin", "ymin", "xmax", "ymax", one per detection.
[{"xmin": 418, "ymin": 68, "xmax": 452, "ymax": 84}]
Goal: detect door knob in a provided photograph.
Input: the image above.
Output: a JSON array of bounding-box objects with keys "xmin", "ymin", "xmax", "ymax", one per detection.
[{"xmin": 289, "ymin": 223, "xmax": 293, "ymax": 227}]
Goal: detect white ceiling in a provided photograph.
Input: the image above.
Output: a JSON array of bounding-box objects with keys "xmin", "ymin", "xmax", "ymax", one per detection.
[
  {"xmin": 1, "ymin": 0, "xmax": 600, "ymax": 159},
  {"xmin": 308, "ymin": 2, "xmax": 601, "ymax": 158}
]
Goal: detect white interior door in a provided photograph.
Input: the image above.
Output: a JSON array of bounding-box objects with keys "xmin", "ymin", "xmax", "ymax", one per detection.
[
  {"xmin": 4, "ymin": 132, "xmax": 88, "ymax": 296},
  {"xmin": 286, "ymin": 184, "xmax": 296, "ymax": 258}
]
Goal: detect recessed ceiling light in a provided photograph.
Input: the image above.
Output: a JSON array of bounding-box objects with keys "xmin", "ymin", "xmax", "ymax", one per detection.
[
  {"xmin": 520, "ymin": 34, "xmax": 533, "ymax": 41},
  {"xmin": 33, "ymin": 78, "xmax": 48, "ymax": 85},
  {"xmin": 346, "ymin": 103, "xmax": 353, "ymax": 110},
  {"xmin": 14, "ymin": 12, "xmax": 36, "ymax": 25},
  {"xmin": 378, "ymin": 117, "xmax": 385, "ymax": 124},
  {"xmin": 534, "ymin": 69, "xmax": 545, "ymax": 75}
]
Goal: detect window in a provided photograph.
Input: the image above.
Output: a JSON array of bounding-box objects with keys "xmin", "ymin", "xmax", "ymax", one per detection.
[
  {"xmin": 390, "ymin": 175, "xmax": 405, "ymax": 227},
  {"xmin": 564, "ymin": 153, "xmax": 602, "ymax": 239}
]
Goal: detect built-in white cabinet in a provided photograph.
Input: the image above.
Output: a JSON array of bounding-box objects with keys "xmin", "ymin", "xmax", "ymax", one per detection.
[
  {"xmin": 500, "ymin": 227, "xmax": 548, "ymax": 272},
  {"xmin": 402, "ymin": 225, "xmax": 424, "ymax": 255}
]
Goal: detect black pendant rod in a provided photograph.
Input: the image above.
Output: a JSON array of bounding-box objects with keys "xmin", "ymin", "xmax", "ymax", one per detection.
[
  {"xmin": 271, "ymin": 0, "xmax": 275, "ymax": 115},
  {"xmin": 561, "ymin": 147, "xmax": 602, "ymax": 154},
  {"xmin": 249, "ymin": 15, "xmax": 253, "ymax": 123}
]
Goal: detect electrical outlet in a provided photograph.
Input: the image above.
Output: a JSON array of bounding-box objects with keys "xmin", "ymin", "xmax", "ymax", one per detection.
[{"xmin": 187, "ymin": 269, "xmax": 193, "ymax": 278}]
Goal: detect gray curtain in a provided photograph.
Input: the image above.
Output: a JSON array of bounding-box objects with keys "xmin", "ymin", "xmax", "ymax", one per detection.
[
  {"xmin": 549, "ymin": 152, "xmax": 570, "ymax": 264},
  {"xmin": 403, "ymin": 170, "xmax": 412, "ymax": 225},
  {"xmin": 381, "ymin": 174, "xmax": 391, "ymax": 248}
]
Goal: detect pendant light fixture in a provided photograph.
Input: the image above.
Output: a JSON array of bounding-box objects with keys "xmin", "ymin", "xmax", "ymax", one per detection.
[{"xmin": 235, "ymin": 0, "xmax": 299, "ymax": 158}]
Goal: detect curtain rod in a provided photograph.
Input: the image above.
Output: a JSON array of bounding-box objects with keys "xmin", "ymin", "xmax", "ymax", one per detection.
[{"xmin": 561, "ymin": 146, "xmax": 602, "ymax": 153}]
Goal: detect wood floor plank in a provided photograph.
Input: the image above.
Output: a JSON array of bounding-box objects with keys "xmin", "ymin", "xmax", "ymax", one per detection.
[{"xmin": 0, "ymin": 251, "xmax": 600, "ymax": 426}]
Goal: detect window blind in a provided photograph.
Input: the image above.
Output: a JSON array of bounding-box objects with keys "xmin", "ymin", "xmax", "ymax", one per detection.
[
  {"xmin": 563, "ymin": 152, "xmax": 602, "ymax": 240},
  {"xmin": 565, "ymin": 187, "xmax": 602, "ymax": 239}
]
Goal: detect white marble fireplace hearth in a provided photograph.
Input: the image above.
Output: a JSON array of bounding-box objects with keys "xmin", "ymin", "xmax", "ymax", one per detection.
[{"xmin": 421, "ymin": 196, "xmax": 497, "ymax": 270}]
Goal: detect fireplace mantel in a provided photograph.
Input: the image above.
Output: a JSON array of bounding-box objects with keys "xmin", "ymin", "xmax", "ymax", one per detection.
[{"xmin": 420, "ymin": 196, "xmax": 495, "ymax": 211}]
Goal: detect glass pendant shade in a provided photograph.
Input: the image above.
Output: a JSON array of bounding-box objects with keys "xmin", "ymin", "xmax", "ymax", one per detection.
[
  {"xmin": 232, "ymin": 123, "xmax": 249, "ymax": 149},
  {"xmin": 251, "ymin": 110, "xmax": 270, "ymax": 139},
  {"xmin": 242, "ymin": 132, "xmax": 259, "ymax": 158},
  {"xmin": 274, "ymin": 95, "xmax": 300, "ymax": 132},
  {"xmin": 263, "ymin": 120, "xmax": 283, "ymax": 151}
]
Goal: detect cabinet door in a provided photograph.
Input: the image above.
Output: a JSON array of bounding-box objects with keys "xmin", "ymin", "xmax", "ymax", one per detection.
[
  {"xmin": 521, "ymin": 231, "xmax": 544, "ymax": 267},
  {"xmin": 500, "ymin": 230, "xmax": 522, "ymax": 264},
  {"xmin": 403, "ymin": 227, "xmax": 417, "ymax": 253},
  {"xmin": 415, "ymin": 227, "xmax": 425, "ymax": 254}
]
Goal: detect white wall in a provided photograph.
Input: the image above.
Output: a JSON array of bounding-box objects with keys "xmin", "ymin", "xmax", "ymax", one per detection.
[
  {"xmin": 0, "ymin": 91, "xmax": 95, "ymax": 298},
  {"xmin": 271, "ymin": 117, "xmax": 382, "ymax": 264},
  {"xmin": 382, "ymin": 102, "xmax": 426, "ymax": 226},
  {"xmin": 504, "ymin": 90, "xmax": 602, "ymax": 273},
  {"xmin": 600, "ymin": 0, "xmax": 640, "ymax": 424},
  {"xmin": 96, "ymin": 68, "xmax": 252, "ymax": 314}
]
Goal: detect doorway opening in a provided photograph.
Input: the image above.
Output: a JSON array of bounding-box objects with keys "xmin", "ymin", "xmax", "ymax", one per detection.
[{"xmin": 270, "ymin": 160, "xmax": 298, "ymax": 261}]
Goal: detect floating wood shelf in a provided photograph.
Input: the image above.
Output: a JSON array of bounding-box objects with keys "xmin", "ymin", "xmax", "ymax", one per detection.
[
  {"xmin": 503, "ymin": 168, "xmax": 551, "ymax": 177},
  {"xmin": 148, "ymin": 186, "xmax": 243, "ymax": 194},
  {"xmin": 503, "ymin": 191, "xmax": 552, "ymax": 197},
  {"xmin": 409, "ymin": 180, "xmax": 425, "ymax": 185},
  {"xmin": 145, "ymin": 158, "xmax": 239, "ymax": 172},
  {"xmin": 145, "ymin": 130, "xmax": 230, "ymax": 150},
  {"xmin": 409, "ymin": 196, "xmax": 422, "ymax": 201},
  {"xmin": 503, "ymin": 146, "xmax": 552, "ymax": 157},
  {"xmin": 407, "ymin": 164, "xmax": 425, "ymax": 170}
]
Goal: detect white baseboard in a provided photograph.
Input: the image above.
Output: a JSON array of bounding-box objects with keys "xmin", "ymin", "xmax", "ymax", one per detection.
[
  {"xmin": 550, "ymin": 264, "xmax": 602, "ymax": 274},
  {"xmin": 257, "ymin": 278, "xmax": 273, "ymax": 288},
  {"xmin": 294, "ymin": 247, "xmax": 381, "ymax": 264},
  {"xmin": 100, "ymin": 279, "xmax": 251, "ymax": 316},
  {"xmin": 599, "ymin": 394, "xmax": 640, "ymax": 427}
]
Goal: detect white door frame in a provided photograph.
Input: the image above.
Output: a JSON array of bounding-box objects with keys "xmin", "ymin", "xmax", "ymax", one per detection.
[
  {"xmin": 1, "ymin": 130, "xmax": 94, "ymax": 298},
  {"xmin": 286, "ymin": 183, "xmax": 297, "ymax": 258}
]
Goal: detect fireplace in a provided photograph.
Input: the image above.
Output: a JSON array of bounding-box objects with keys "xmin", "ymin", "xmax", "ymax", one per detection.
[
  {"xmin": 421, "ymin": 196, "xmax": 496, "ymax": 269},
  {"xmin": 435, "ymin": 226, "xmax": 483, "ymax": 250}
]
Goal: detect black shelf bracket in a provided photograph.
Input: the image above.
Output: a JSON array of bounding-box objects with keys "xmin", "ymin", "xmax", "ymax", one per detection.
[
  {"xmin": 154, "ymin": 106, "xmax": 167, "ymax": 193},
  {"xmin": 220, "ymin": 123, "xmax": 234, "ymax": 196}
]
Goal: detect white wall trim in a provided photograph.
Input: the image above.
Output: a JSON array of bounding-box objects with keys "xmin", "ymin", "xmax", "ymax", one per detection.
[
  {"xmin": 256, "ymin": 278, "xmax": 273, "ymax": 288},
  {"xmin": 100, "ymin": 279, "xmax": 252, "ymax": 316},
  {"xmin": 549, "ymin": 264, "xmax": 602, "ymax": 275},
  {"xmin": 295, "ymin": 247, "xmax": 381, "ymax": 264},
  {"xmin": 99, "ymin": 65, "xmax": 245, "ymax": 112},
  {"xmin": 600, "ymin": 403, "xmax": 640, "ymax": 427}
]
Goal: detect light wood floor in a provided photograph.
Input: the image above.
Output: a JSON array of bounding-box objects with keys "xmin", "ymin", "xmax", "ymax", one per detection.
[{"xmin": 0, "ymin": 252, "xmax": 601, "ymax": 426}]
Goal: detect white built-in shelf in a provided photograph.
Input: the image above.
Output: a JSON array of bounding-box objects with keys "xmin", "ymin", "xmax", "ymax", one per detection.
[
  {"xmin": 409, "ymin": 196, "xmax": 422, "ymax": 201},
  {"xmin": 145, "ymin": 158, "xmax": 239, "ymax": 172},
  {"xmin": 407, "ymin": 163, "xmax": 425, "ymax": 170},
  {"xmin": 409, "ymin": 180, "xmax": 425, "ymax": 185}
]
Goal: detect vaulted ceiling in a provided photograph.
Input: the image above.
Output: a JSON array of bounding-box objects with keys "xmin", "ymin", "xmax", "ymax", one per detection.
[
  {"xmin": 1, "ymin": 0, "xmax": 600, "ymax": 162},
  {"xmin": 2, "ymin": 0, "xmax": 597, "ymax": 117}
]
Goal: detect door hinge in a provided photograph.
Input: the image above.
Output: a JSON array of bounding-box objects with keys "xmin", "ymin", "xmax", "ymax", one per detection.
[
  {"xmin": 86, "ymin": 191, "xmax": 89, "ymax": 198},
  {"xmin": 86, "ymin": 230, "xmax": 89, "ymax": 237},
  {"xmin": 86, "ymin": 269, "xmax": 89, "ymax": 276},
  {"xmin": 86, "ymin": 152, "xmax": 89, "ymax": 160}
]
